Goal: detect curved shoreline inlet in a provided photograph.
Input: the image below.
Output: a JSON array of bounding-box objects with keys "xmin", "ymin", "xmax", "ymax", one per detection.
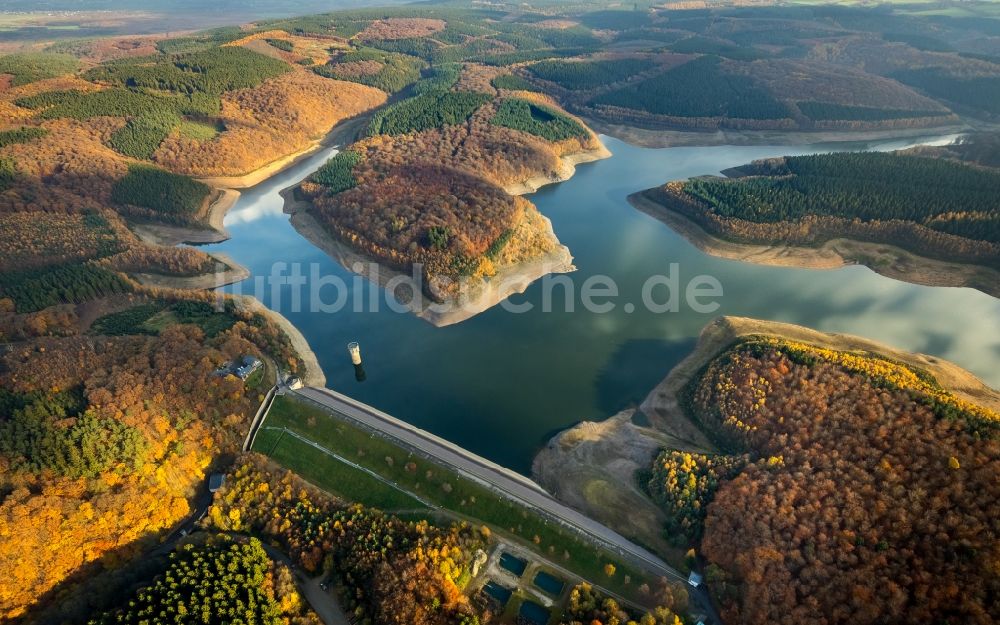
[
  {"xmin": 279, "ymin": 85, "xmax": 612, "ymax": 326},
  {"xmin": 535, "ymin": 315, "xmax": 1000, "ymax": 624},
  {"xmin": 203, "ymin": 131, "xmax": 1000, "ymax": 474},
  {"xmin": 629, "ymin": 139, "xmax": 1000, "ymax": 297}
]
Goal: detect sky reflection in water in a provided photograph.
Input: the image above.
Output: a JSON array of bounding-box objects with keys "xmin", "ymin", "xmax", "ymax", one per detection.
[{"xmin": 203, "ymin": 133, "xmax": 1000, "ymax": 472}]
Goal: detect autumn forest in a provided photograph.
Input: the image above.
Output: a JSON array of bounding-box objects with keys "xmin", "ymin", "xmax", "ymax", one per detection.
[{"xmin": 2, "ymin": 2, "xmax": 1000, "ymax": 625}]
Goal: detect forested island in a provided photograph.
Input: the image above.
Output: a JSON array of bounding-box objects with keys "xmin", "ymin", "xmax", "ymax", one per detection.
[
  {"xmin": 535, "ymin": 316, "xmax": 1000, "ymax": 625},
  {"xmin": 630, "ymin": 137, "xmax": 1000, "ymax": 295}
]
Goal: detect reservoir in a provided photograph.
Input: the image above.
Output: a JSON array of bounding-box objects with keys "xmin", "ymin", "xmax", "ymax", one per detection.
[{"xmin": 203, "ymin": 133, "xmax": 1000, "ymax": 473}]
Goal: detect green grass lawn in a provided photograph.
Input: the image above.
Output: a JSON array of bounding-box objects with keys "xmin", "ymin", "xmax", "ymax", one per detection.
[
  {"xmin": 259, "ymin": 395, "xmax": 655, "ymax": 602},
  {"xmin": 253, "ymin": 426, "xmax": 427, "ymax": 511}
]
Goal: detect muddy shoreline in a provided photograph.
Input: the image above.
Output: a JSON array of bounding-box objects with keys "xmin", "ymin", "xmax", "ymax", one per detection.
[
  {"xmin": 279, "ymin": 135, "xmax": 609, "ymax": 326},
  {"xmin": 284, "ymin": 190, "xmax": 575, "ymax": 327},
  {"xmin": 128, "ymin": 112, "xmax": 385, "ymax": 384},
  {"xmin": 586, "ymin": 117, "xmax": 970, "ymax": 148},
  {"xmin": 640, "ymin": 316, "xmax": 1000, "ymax": 434},
  {"xmin": 629, "ymin": 190, "xmax": 1000, "ymax": 298},
  {"xmin": 533, "ymin": 315, "xmax": 1000, "ymax": 560},
  {"xmin": 132, "ymin": 188, "xmax": 240, "ymax": 247},
  {"xmin": 131, "ymin": 251, "xmax": 250, "ymax": 290},
  {"xmin": 503, "ymin": 144, "xmax": 612, "ymax": 195},
  {"xmin": 194, "ymin": 110, "xmax": 377, "ymax": 190}
]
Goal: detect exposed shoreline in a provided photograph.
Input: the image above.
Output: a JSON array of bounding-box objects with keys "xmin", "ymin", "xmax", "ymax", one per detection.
[
  {"xmin": 533, "ymin": 315, "xmax": 1000, "ymax": 559},
  {"xmin": 628, "ymin": 190, "xmax": 1000, "ymax": 298},
  {"xmin": 132, "ymin": 109, "xmax": 377, "ymax": 251},
  {"xmin": 279, "ymin": 138, "xmax": 609, "ymax": 326},
  {"xmin": 284, "ymin": 192, "xmax": 575, "ymax": 327},
  {"xmin": 640, "ymin": 317, "xmax": 1000, "ymax": 435},
  {"xmin": 132, "ymin": 188, "xmax": 240, "ymax": 247},
  {"xmin": 128, "ymin": 114, "xmax": 382, "ymax": 386},
  {"xmin": 194, "ymin": 109, "xmax": 377, "ymax": 190},
  {"xmin": 504, "ymin": 144, "xmax": 612, "ymax": 195},
  {"xmin": 586, "ymin": 117, "xmax": 971, "ymax": 148},
  {"xmin": 135, "ymin": 112, "xmax": 994, "ymax": 390},
  {"xmin": 532, "ymin": 409, "xmax": 694, "ymax": 560},
  {"xmin": 131, "ymin": 251, "xmax": 250, "ymax": 290},
  {"xmin": 184, "ymin": 111, "xmax": 386, "ymax": 381},
  {"xmin": 192, "ymin": 136, "xmax": 322, "ymax": 189},
  {"xmin": 232, "ymin": 295, "xmax": 327, "ymax": 388}
]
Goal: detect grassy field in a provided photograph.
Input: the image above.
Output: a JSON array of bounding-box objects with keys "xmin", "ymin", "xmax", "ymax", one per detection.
[
  {"xmin": 255, "ymin": 395, "xmax": 657, "ymax": 603},
  {"xmin": 254, "ymin": 427, "xmax": 427, "ymax": 511}
]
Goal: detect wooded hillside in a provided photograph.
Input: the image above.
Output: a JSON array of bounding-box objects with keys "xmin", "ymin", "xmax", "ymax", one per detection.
[
  {"xmin": 0, "ymin": 299, "xmax": 302, "ymax": 621},
  {"xmin": 635, "ymin": 147, "xmax": 1000, "ymax": 274},
  {"xmin": 649, "ymin": 336, "xmax": 1000, "ymax": 625},
  {"xmin": 86, "ymin": 536, "xmax": 319, "ymax": 625}
]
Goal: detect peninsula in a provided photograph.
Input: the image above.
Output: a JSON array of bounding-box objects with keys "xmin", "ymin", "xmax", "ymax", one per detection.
[
  {"xmin": 536, "ymin": 316, "xmax": 1000, "ymax": 625},
  {"xmin": 630, "ymin": 140, "xmax": 1000, "ymax": 296}
]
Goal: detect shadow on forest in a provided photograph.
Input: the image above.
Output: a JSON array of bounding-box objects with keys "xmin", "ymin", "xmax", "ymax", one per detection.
[
  {"xmin": 13, "ymin": 533, "xmax": 172, "ymax": 625},
  {"xmin": 9, "ymin": 453, "xmax": 230, "ymax": 625}
]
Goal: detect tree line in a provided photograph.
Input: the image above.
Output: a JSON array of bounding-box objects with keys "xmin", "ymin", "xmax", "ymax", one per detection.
[
  {"xmin": 559, "ymin": 583, "xmax": 685, "ymax": 625},
  {"xmin": 0, "ymin": 126, "xmax": 48, "ymax": 149},
  {"xmin": 893, "ymin": 67, "xmax": 1000, "ymax": 117},
  {"xmin": 683, "ymin": 151, "xmax": 1000, "ymax": 245},
  {"xmin": 368, "ymin": 89, "xmax": 492, "ymax": 136},
  {"xmin": 16, "ymin": 87, "xmax": 220, "ymax": 120},
  {"xmin": 108, "ymin": 111, "xmax": 182, "ymax": 159},
  {"xmin": 647, "ymin": 450, "xmax": 748, "ymax": 543},
  {"xmin": 0, "ymin": 386, "xmax": 147, "ymax": 479},
  {"xmin": 0, "ymin": 52, "xmax": 78, "ymax": 86},
  {"xmin": 84, "ymin": 46, "xmax": 291, "ymax": 96},
  {"xmin": 526, "ymin": 58, "xmax": 654, "ymax": 91},
  {"xmin": 796, "ymin": 101, "xmax": 950, "ymax": 122},
  {"xmin": 13, "ymin": 84, "xmax": 221, "ymax": 163},
  {"xmin": 0, "ymin": 262, "xmax": 132, "ymax": 313},
  {"xmin": 491, "ymin": 73, "xmax": 538, "ymax": 92},
  {"xmin": 207, "ymin": 456, "xmax": 490, "ymax": 625},
  {"xmin": 87, "ymin": 536, "xmax": 293, "ymax": 625},
  {"xmin": 310, "ymin": 149, "xmax": 362, "ymax": 194},
  {"xmin": 0, "ymin": 294, "xmax": 309, "ymax": 620},
  {"xmin": 313, "ymin": 47, "xmax": 424, "ymax": 93},
  {"xmin": 110, "ymin": 164, "xmax": 212, "ymax": 223}
]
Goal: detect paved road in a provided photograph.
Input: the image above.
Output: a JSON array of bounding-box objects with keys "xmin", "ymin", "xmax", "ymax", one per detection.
[
  {"xmin": 244, "ymin": 386, "xmax": 277, "ymax": 451},
  {"xmin": 152, "ymin": 480, "xmax": 214, "ymax": 557},
  {"xmin": 293, "ymin": 386, "xmax": 685, "ymax": 584}
]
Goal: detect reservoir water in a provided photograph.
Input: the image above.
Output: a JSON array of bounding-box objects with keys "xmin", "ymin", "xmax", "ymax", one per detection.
[{"xmin": 203, "ymin": 133, "xmax": 1000, "ymax": 473}]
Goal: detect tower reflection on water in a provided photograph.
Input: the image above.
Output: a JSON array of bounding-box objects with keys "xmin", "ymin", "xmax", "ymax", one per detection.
[{"xmin": 348, "ymin": 342, "xmax": 366, "ymax": 382}]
